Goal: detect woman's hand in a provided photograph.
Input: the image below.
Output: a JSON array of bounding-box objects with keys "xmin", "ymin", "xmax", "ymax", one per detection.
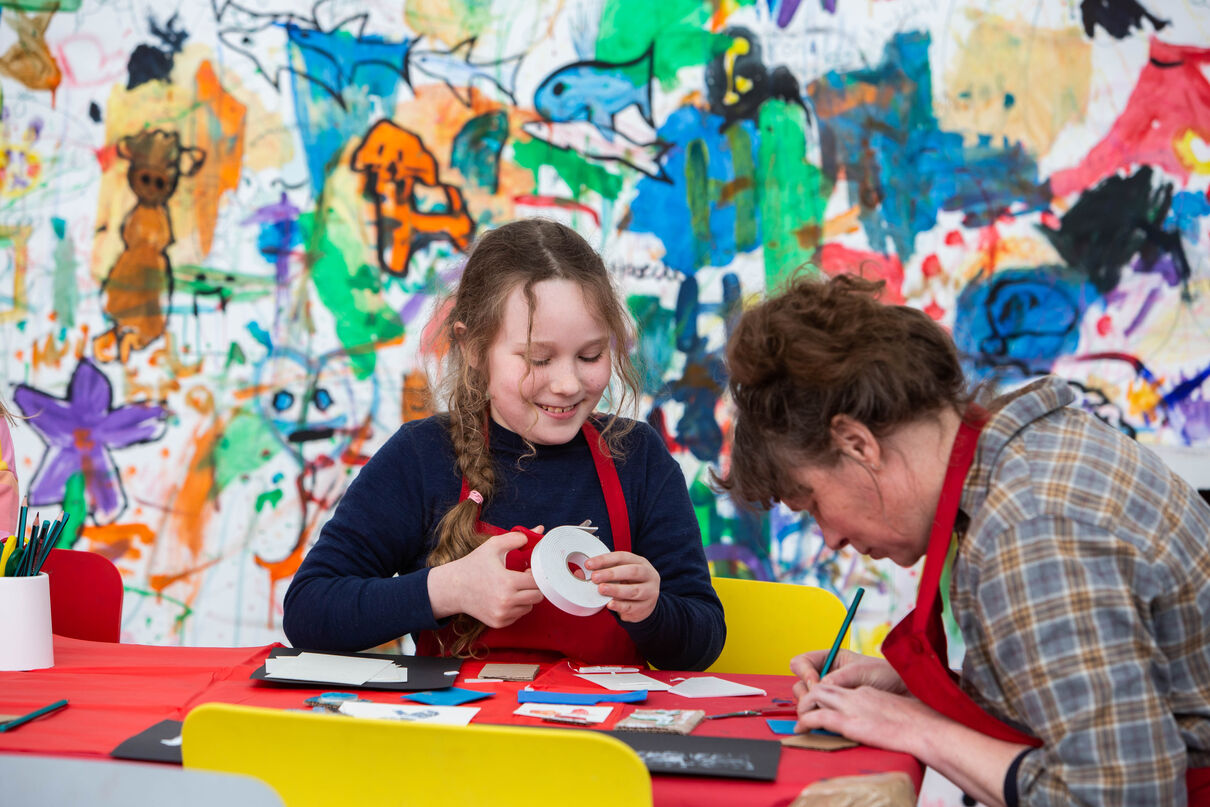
[
  {"xmin": 790, "ymin": 649, "xmax": 908, "ymax": 700},
  {"xmin": 795, "ymin": 682, "xmax": 934, "ymax": 755},
  {"xmin": 584, "ymin": 551, "xmax": 660, "ymax": 622},
  {"xmin": 427, "ymin": 531, "xmax": 544, "ymax": 627}
]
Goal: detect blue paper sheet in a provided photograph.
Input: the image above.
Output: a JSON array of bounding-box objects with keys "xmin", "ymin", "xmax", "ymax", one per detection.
[
  {"xmin": 516, "ymin": 689, "xmax": 648, "ymax": 705},
  {"xmin": 766, "ymin": 719, "xmax": 845, "ymax": 737},
  {"xmin": 401, "ymin": 687, "xmax": 493, "ymax": 706}
]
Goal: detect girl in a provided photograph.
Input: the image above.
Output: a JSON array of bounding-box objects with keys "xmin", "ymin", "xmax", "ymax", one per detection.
[
  {"xmin": 284, "ymin": 219, "xmax": 724, "ymax": 670},
  {"xmin": 719, "ymin": 274, "xmax": 1210, "ymax": 806},
  {"xmin": 0, "ymin": 396, "xmax": 19, "ymax": 537}
]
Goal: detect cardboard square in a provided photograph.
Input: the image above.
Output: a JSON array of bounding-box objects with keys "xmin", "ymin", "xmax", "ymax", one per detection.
[
  {"xmin": 479, "ymin": 663, "xmax": 539, "ymax": 681},
  {"xmin": 614, "ymin": 709, "xmax": 705, "ymax": 734},
  {"xmin": 780, "ymin": 731, "xmax": 859, "ymax": 751}
]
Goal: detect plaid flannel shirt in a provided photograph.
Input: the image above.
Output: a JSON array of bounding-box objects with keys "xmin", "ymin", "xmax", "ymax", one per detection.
[{"xmin": 952, "ymin": 376, "xmax": 1210, "ymax": 806}]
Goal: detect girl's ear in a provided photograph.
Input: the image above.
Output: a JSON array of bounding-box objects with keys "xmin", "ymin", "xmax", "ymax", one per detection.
[{"xmin": 829, "ymin": 415, "xmax": 882, "ymax": 469}]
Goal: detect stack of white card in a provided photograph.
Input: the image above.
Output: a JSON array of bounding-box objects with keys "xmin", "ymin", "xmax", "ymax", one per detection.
[{"xmin": 263, "ymin": 652, "xmax": 408, "ymax": 686}]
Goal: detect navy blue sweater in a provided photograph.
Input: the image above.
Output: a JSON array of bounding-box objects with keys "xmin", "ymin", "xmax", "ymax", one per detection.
[{"xmin": 283, "ymin": 415, "xmax": 725, "ymax": 670}]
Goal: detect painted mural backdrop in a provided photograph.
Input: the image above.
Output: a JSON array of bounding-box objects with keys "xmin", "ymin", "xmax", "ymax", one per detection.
[{"xmin": 0, "ymin": 0, "xmax": 1206, "ymax": 651}]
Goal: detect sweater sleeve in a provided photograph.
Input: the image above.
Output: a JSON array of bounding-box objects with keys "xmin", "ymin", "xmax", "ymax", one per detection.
[
  {"xmin": 282, "ymin": 424, "xmax": 446, "ymax": 651},
  {"xmin": 619, "ymin": 424, "xmax": 725, "ymax": 670},
  {"xmin": 0, "ymin": 418, "xmax": 18, "ymax": 537}
]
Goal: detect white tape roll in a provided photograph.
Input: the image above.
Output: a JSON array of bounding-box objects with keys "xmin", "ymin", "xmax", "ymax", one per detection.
[{"xmin": 530, "ymin": 526, "xmax": 612, "ymax": 617}]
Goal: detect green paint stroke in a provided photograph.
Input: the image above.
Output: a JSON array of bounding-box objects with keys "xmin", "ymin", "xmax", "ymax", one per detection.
[
  {"xmin": 756, "ymin": 99, "xmax": 827, "ymax": 289},
  {"xmin": 685, "ymin": 138, "xmax": 711, "ymax": 270},
  {"xmin": 0, "ymin": 0, "xmax": 81, "ymax": 9},
  {"xmin": 627, "ymin": 294, "xmax": 676, "ymax": 394},
  {"xmin": 301, "ymin": 205, "xmax": 404, "ymax": 380},
  {"xmin": 512, "ymin": 138, "xmax": 622, "ymax": 200},
  {"xmin": 214, "ymin": 409, "xmax": 281, "ymax": 493},
  {"xmin": 597, "ymin": 0, "xmax": 738, "ymax": 84},
  {"xmin": 255, "ymin": 489, "xmax": 283, "ymax": 512},
  {"xmin": 60, "ymin": 471, "xmax": 86, "ymax": 548},
  {"xmin": 726, "ymin": 125, "xmax": 758, "ymax": 252},
  {"xmin": 51, "ymin": 217, "xmax": 78, "ymax": 329}
]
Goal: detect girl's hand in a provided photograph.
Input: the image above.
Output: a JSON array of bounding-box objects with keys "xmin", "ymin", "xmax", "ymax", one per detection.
[
  {"xmin": 795, "ymin": 682, "xmax": 933, "ymax": 755},
  {"xmin": 790, "ymin": 649, "xmax": 908, "ymax": 700},
  {"xmin": 584, "ymin": 551, "xmax": 660, "ymax": 622},
  {"xmin": 428, "ymin": 531, "xmax": 544, "ymax": 628}
]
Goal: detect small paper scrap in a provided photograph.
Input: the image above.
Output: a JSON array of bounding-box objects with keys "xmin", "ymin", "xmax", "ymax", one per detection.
[
  {"xmin": 667, "ymin": 676, "xmax": 766, "ymax": 698},
  {"xmin": 574, "ymin": 672, "xmax": 672, "ymax": 692},
  {"xmin": 513, "ymin": 703, "xmax": 614, "ymax": 724},
  {"xmin": 337, "ymin": 701, "xmax": 479, "ymax": 726}
]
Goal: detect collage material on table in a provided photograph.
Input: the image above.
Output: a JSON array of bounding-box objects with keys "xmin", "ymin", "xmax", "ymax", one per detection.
[
  {"xmin": 667, "ymin": 677, "xmax": 767, "ymax": 698},
  {"xmin": 110, "ymin": 719, "xmax": 185, "ymax": 764},
  {"xmin": 613, "ymin": 709, "xmax": 706, "ymax": 734},
  {"xmin": 263, "ymin": 652, "xmax": 406, "ymax": 686},
  {"xmin": 574, "ymin": 672, "xmax": 673, "ymax": 691},
  {"xmin": 513, "ymin": 703, "xmax": 615, "ymax": 724},
  {"xmin": 336, "ymin": 701, "xmax": 479, "ymax": 725},
  {"xmin": 250, "ymin": 647, "xmax": 462, "ymax": 691}
]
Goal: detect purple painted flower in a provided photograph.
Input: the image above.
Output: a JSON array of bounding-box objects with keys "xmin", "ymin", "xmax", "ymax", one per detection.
[{"xmin": 13, "ymin": 359, "xmax": 166, "ymax": 525}]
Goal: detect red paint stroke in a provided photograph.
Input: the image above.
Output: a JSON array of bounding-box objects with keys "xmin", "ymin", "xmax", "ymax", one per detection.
[
  {"xmin": 944, "ymin": 230, "xmax": 965, "ymax": 246},
  {"xmin": 818, "ymin": 244, "xmax": 905, "ymax": 304},
  {"xmin": 924, "ymin": 299, "xmax": 946, "ymax": 321},
  {"xmin": 1050, "ymin": 39, "xmax": 1210, "ymax": 197},
  {"xmin": 921, "ymin": 253, "xmax": 942, "ymax": 278},
  {"xmin": 1096, "ymin": 314, "xmax": 1113, "ymax": 336},
  {"xmin": 513, "ymin": 195, "xmax": 601, "ymax": 228}
]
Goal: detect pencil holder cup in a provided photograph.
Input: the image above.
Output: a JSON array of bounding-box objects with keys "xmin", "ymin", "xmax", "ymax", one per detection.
[{"xmin": 0, "ymin": 572, "xmax": 54, "ymax": 671}]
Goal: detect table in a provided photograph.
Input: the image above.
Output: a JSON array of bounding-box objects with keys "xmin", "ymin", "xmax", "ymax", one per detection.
[{"xmin": 0, "ymin": 637, "xmax": 923, "ymax": 806}]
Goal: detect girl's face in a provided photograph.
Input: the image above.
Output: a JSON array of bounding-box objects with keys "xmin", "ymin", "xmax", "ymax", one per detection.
[{"xmin": 485, "ymin": 279, "xmax": 612, "ymax": 445}]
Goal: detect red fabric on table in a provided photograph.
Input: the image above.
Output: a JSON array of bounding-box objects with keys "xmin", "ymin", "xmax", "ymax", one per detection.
[
  {"xmin": 0, "ymin": 636, "xmax": 268, "ymax": 757},
  {"xmin": 0, "ymin": 638, "xmax": 923, "ymax": 807}
]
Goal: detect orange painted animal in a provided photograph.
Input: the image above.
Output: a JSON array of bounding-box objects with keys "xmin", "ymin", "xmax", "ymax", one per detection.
[
  {"xmin": 96, "ymin": 130, "xmax": 204, "ymax": 364},
  {"xmin": 350, "ymin": 119, "xmax": 475, "ymax": 277}
]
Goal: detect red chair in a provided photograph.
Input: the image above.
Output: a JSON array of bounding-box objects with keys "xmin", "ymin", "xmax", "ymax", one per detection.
[{"xmin": 40, "ymin": 548, "xmax": 124, "ymax": 642}]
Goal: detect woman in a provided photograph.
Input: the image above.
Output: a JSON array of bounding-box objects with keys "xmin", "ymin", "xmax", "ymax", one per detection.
[{"xmin": 718, "ymin": 274, "xmax": 1210, "ymax": 806}]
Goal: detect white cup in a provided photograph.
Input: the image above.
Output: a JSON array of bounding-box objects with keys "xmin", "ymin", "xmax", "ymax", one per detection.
[{"xmin": 0, "ymin": 572, "xmax": 54, "ymax": 671}]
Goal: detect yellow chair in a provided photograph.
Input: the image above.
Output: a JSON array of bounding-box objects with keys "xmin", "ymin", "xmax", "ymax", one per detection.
[
  {"xmin": 183, "ymin": 703, "xmax": 652, "ymax": 807},
  {"xmin": 707, "ymin": 576, "xmax": 849, "ymax": 675}
]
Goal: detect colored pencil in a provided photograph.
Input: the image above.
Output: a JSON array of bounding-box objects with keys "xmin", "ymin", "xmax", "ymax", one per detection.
[
  {"xmin": 0, "ymin": 699, "xmax": 69, "ymax": 732},
  {"xmin": 31, "ymin": 513, "xmax": 68, "ymax": 577},
  {"xmin": 819, "ymin": 587, "xmax": 865, "ymax": 679}
]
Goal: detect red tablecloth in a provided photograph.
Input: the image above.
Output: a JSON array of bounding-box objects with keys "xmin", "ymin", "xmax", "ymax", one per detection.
[{"xmin": 0, "ymin": 637, "xmax": 922, "ymax": 807}]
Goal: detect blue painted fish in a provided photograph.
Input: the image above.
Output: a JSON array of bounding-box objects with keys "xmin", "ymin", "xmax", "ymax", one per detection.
[
  {"xmin": 534, "ymin": 45, "xmax": 655, "ymax": 139},
  {"xmin": 406, "ymin": 37, "xmax": 523, "ymax": 106}
]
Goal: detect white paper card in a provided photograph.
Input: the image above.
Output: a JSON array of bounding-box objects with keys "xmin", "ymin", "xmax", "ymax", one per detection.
[
  {"xmin": 337, "ymin": 701, "xmax": 479, "ymax": 726},
  {"xmin": 573, "ymin": 672, "xmax": 673, "ymax": 691},
  {"xmin": 264, "ymin": 653, "xmax": 396, "ymax": 685},
  {"xmin": 513, "ymin": 703, "xmax": 614, "ymax": 723},
  {"xmin": 366, "ymin": 664, "xmax": 408, "ymax": 683},
  {"xmin": 667, "ymin": 676, "xmax": 767, "ymax": 698}
]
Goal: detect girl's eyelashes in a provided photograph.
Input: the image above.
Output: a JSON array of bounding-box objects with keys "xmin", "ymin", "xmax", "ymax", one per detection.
[{"xmin": 524, "ymin": 353, "xmax": 605, "ymax": 366}]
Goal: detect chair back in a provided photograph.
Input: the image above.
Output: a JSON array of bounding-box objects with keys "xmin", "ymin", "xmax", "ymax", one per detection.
[
  {"xmin": 708, "ymin": 576, "xmax": 849, "ymax": 675},
  {"xmin": 41, "ymin": 548, "xmax": 123, "ymax": 642},
  {"xmin": 0, "ymin": 753, "xmax": 284, "ymax": 807},
  {"xmin": 183, "ymin": 702, "xmax": 653, "ymax": 807}
]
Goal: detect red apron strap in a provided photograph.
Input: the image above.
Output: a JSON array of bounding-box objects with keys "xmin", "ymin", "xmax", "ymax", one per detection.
[
  {"xmin": 581, "ymin": 420, "xmax": 630, "ymax": 553},
  {"xmin": 882, "ymin": 405, "xmax": 1044, "ymax": 748}
]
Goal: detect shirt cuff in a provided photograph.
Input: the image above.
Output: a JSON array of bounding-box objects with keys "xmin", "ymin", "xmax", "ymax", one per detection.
[{"xmin": 1004, "ymin": 747, "xmax": 1035, "ymax": 807}]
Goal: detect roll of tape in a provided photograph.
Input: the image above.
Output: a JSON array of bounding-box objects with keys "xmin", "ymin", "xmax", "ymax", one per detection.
[{"xmin": 530, "ymin": 526, "xmax": 612, "ymax": 617}]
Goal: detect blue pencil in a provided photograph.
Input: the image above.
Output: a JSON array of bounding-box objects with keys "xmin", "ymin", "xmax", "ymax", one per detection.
[{"xmin": 819, "ymin": 587, "xmax": 865, "ymax": 679}]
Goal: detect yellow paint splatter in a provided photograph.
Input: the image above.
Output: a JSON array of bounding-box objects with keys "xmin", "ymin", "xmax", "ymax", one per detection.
[{"xmin": 941, "ymin": 11, "xmax": 1091, "ymax": 156}]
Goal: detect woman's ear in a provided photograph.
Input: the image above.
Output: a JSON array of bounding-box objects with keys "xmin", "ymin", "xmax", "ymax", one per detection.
[{"xmin": 830, "ymin": 415, "xmax": 881, "ymax": 469}]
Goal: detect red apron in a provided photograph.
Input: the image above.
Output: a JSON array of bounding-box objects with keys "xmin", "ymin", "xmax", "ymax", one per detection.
[
  {"xmin": 416, "ymin": 421, "xmax": 644, "ymax": 665},
  {"xmin": 882, "ymin": 412, "xmax": 1210, "ymax": 802}
]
